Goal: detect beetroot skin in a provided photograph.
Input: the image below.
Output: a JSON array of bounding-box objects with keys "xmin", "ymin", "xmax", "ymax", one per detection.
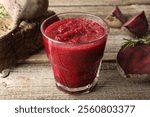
[
  {"xmin": 117, "ymin": 44, "xmax": 150, "ymax": 74},
  {"xmin": 112, "ymin": 6, "xmax": 127, "ymax": 23},
  {"xmin": 123, "ymin": 11, "xmax": 148, "ymax": 37},
  {"xmin": 117, "ymin": 44, "xmax": 150, "ymax": 81}
]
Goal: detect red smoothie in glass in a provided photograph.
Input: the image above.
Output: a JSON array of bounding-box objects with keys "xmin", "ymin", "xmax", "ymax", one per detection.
[{"xmin": 43, "ymin": 18, "xmax": 107, "ymax": 90}]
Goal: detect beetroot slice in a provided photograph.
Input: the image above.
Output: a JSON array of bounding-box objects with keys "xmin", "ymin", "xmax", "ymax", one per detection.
[
  {"xmin": 117, "ymin": 44, "xmax": 150, "ymax": 81},
  {"xmin": 112, "ymin": 6, "xmax": 127, "ymax": 24},
  {"xmin": 123, "ymin": 11, "xmax": 148, "ymax": 38}
]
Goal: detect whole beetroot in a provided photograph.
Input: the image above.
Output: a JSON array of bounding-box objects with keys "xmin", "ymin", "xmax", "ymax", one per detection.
[{"xmin": 117, "ymin": 37, "xmax": 150, "ymax": 81}]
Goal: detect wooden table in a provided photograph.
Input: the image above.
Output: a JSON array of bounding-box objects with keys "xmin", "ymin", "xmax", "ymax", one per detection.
[{"xmin": 0, "ymin": 0, "xmax": 150, "ymax": 99}]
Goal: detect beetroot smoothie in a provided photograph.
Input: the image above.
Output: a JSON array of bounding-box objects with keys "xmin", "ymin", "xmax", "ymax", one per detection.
[{"xmin": 41, "ymin": 13, "xmax": 109, "ymax": 93}]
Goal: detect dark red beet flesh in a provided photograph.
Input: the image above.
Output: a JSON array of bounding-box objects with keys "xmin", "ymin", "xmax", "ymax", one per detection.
[
  {"xmin": 123, "ymin": 11, "xmax": 148, "ymax": 37},
  {"xmin": 112, "ymin": 6, "xmax": 127, "ymax": 23}
]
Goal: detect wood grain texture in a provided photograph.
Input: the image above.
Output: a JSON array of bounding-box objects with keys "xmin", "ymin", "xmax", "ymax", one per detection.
[
  {"xmin": 0, "ymin": 63, "xmax": 150, "ymax": 100},
  {"xmin": 48, "ymin": 5, "xmax": 150, "ymax": 21},
  {"xmin": 48, "ymin": 0, "xmax": 150, "ymax": 6}
]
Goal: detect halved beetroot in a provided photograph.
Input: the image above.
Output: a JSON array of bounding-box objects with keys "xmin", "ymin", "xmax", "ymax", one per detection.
[
  {"xmin": 117, "ymin": 44, "xmax": 150, "ymax": 81},
  {"xmin": 112, "ymin": 6, "xmax": 127, "ymax": 24},
  {"xmin": 123, "ymin": 11, "xmax": 148, "ymax": 38},
  {"xmin": 105, "ymin": 6, "xmax": 126, "ymax": 28}
]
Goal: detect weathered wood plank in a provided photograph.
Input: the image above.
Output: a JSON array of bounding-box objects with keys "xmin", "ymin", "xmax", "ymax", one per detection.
[
  {"xmin": 48, "ymin": 5, "xmax": 150, "ymax": 20},
  {"xmin": 49, "ymin": 0, "xmax": 150, "ymax": 6},
  {"xmin": 1, "ymin": 63, "xmax": 150, "ymax": 99}
]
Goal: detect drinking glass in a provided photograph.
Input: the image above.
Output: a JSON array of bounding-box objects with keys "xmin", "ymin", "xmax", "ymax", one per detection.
[{"xmin": 41, "ymin": 12, "xmax": 109, "ymax": 94}]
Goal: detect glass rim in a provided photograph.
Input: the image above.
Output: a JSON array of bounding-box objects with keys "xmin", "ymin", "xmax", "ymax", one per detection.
[{"xmin": 41, "ymin": 12, "xmax": 110, "ymax": 45}]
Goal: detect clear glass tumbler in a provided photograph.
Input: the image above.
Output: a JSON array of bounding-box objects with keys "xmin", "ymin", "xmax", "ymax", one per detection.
[{"xmin": 41, "ymin": 12, "xmax": 109, "ymax": 94}]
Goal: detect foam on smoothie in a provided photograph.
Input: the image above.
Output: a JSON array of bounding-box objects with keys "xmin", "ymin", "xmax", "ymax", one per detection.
[{"xmin": 45, "ymin": 18, "xmax": 105, "ymax": 43}]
